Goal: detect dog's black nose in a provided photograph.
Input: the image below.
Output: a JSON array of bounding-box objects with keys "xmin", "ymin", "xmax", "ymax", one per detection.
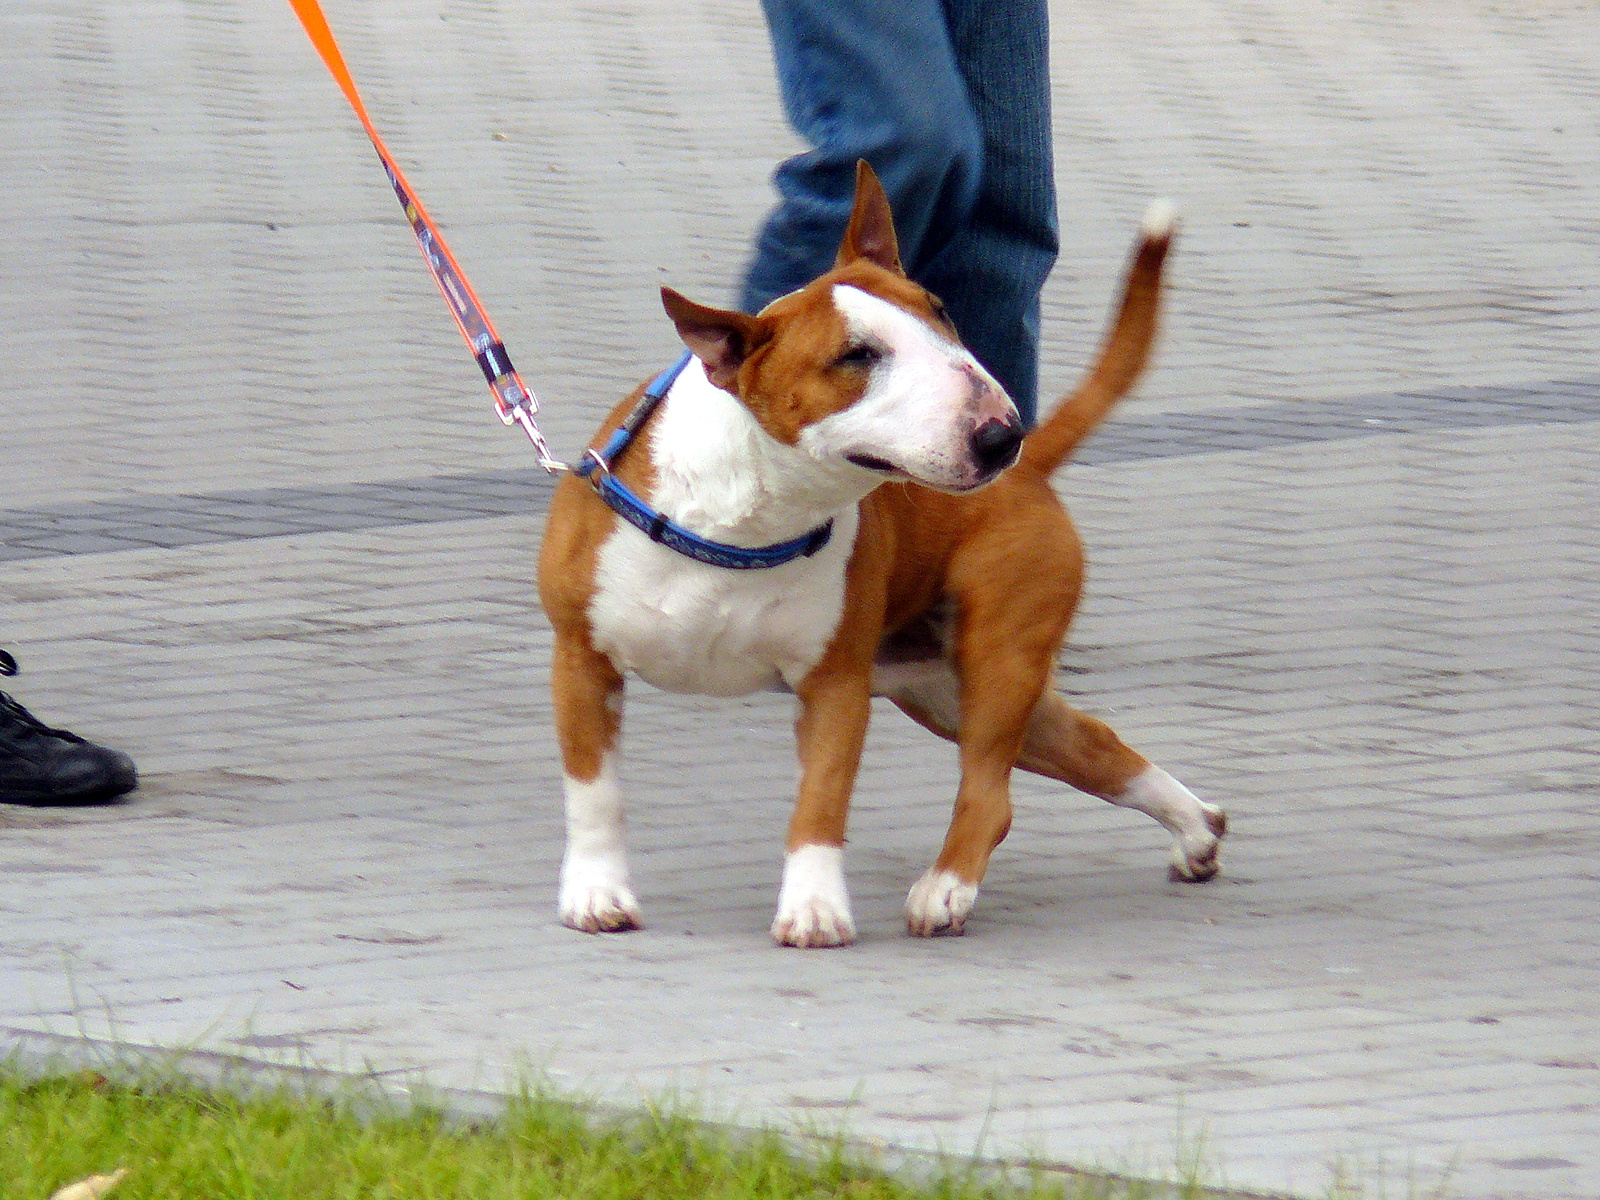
[{"xmin": 970, "ymin": 417, "xmax": 1024, "ymax": 474}]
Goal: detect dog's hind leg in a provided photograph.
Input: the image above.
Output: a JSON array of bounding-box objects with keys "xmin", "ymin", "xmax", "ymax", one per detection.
[
  {"xmin": 1018, "ymin": 693, "xmax": 1226, "ymax": 882},
  {"xmin": 883, "ymin": 667, "xmax": 1226, "ymax": 884},
  {"xmin": 551, "ymin": 628, "xmax": 641, "ymax": 933}
]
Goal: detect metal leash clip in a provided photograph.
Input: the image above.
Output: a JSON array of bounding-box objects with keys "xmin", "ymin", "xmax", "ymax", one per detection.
[
  {"xmin": 498, "ymin": 391, "xmax": 566, "ymax": 474},
  {"xmin": 476, "ymin": 337, "xmax": 566, "ymax": 472}
]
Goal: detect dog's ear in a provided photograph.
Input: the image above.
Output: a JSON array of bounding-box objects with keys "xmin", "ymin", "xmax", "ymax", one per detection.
[
  {"xmin": 661, "ymin": 288, "xmax": 771, "ymax": 392},
  {"xmin": 834, "ymin": 160, "xmax": 903, "ymax": 274}
]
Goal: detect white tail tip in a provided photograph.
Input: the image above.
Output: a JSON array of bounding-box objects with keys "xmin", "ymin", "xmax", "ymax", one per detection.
[{"xmin": 1141, "ymin": 198, "xmax": 1177, "ymax": 240}]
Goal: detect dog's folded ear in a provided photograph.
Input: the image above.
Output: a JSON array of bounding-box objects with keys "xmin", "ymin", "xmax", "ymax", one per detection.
[
  {"xmin": 834, "ymin": 159, "xmax": 903, "ymax": 275},
  {"xmin": 661, "ymin": 288, "xmax": 772, "ymax": 392}
]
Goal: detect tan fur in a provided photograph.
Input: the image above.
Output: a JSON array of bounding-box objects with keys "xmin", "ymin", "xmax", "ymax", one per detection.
[
  {"xmin": 538, "ymin": 380, "xmax": 656, "ymax": 786},
  {"xmin": 538, "ymin": 162, "xmax": 1210, "ymax": 940}
]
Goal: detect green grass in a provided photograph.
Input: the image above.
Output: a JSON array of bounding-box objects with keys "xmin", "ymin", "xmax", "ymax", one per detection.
[{"xmin": 0, "ymin": 1068, "xmax": 1204, "ymax": 1200}]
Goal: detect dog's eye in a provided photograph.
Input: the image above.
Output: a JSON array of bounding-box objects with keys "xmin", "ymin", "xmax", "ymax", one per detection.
[
  {"xmin": 928, "ymin": 296, "xmax": 951, "ymax": 324},
  {"xmin": 836, "ymin": 343, "xmax": 882, "ymax": 368}
]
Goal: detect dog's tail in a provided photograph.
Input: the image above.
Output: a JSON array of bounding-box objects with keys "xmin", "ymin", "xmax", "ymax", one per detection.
[{"xmin": 1017, "ymin": 201, "xmax": 1176, "ymax": 478}]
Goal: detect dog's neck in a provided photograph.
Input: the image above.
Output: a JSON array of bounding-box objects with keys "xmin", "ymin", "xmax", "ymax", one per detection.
[{"xmin": 645, "ymin": 356, "xmax": 879, "ymax": 548}]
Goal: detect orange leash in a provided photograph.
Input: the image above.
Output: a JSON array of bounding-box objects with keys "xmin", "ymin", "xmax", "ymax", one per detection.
[{"xmin": 287, "ymin": 0, "xmax": 564, "ymax": 472}]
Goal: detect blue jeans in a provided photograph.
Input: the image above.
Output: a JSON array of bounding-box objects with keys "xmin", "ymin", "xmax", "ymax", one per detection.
[{"xmin": 739, "ymin": 0, "xmax": 1059, "ymax": 425}]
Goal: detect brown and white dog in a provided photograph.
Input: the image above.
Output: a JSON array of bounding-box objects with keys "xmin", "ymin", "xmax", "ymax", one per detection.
[{"xmin": 537, "ymin": 163, "xmax": 1225, "ymax": 948}]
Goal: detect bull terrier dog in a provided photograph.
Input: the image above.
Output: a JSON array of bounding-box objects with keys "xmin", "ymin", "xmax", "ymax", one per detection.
[{"xmin": 537, "ymin": 162, "xmax": 1225, "ymax": 948}]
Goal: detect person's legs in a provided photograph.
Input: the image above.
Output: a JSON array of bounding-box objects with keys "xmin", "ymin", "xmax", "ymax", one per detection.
[
  {"xmin": 738, "ymin": 0, "xmax": 983, "ymax": 315},
  {"xmin": 741, "ymin": 0, "xmax": 1057, "ymax": 425},
  {"xmin": 0, "ymin": 649, "xmax": 138, "ymax": 806},
  {"xmin": 917, "ymin": 0, "xmax": 1058, "ymax": 425}
]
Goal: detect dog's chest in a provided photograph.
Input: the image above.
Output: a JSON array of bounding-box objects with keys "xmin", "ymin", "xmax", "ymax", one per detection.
[{"xmin": 586, "ymin": 510, "xmax": 858, "ymax": 696}]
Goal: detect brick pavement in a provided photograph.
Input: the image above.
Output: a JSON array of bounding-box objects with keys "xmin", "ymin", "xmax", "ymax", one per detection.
[{"xmin": 2, "ymin": 2, "xmax": 1598, "ymax": 1197}]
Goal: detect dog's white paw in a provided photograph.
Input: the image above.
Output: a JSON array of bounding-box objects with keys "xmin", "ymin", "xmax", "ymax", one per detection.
[
  {"xmin": 771, "ymin": 845, "xmax": 855, "ymax": 948},
  {"xmin": 559, "ymin": 851, "xmax": 642, "ymax": 933},
  {"xmin": 771, "ymin": 897, "xmax": 856, "ymax": 948},
  {"xmin": 1168, "ymin": 801, "xmax": 1228, "ymax": 882},
  {"xmin": 1115, "ymin": 767, "xmax": 1227, "ymax": 884},
  {"xmin": 905, "ymin": 868, "xmax": 978, "ymax": 937}
]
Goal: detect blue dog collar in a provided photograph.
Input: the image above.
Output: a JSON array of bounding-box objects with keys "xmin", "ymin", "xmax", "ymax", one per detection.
[{"xmin": 575, "ymin": 352, "xmax": 835, "ymax": 570}]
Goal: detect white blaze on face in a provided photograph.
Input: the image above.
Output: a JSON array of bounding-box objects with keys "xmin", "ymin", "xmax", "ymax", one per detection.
[{"xmin": 798, "ymin": 285, "xmax": 1020, "ymax": 493}]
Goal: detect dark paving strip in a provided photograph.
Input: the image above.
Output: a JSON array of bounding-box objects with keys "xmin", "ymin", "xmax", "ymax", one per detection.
[
  {"xmin": 1075, "ymin": 374, "xmax": 1600, "ymax": 466},
  {"xmin": 0, "ymin": 468, "xmax": 558, "ymax": 563},
  {"xmin": 5, "ymin": 377, "xmax": 1600, "ymax": 562}
]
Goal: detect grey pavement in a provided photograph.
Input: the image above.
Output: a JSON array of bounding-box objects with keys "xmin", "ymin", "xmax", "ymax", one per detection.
[{"xmin": 2, "ymin": 2, "xmax": 1598, "ymax": 1197}]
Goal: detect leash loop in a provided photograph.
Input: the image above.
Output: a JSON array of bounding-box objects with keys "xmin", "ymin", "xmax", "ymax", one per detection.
[{"xmin": 577, "ymin": 448, "xmax": 612, "ymax": 483}]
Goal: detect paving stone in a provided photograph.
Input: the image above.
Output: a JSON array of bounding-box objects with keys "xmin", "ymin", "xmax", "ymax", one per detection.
[{"xmin": 4, "ymin": 2, "xmax": 1600, "ymax": 1198}]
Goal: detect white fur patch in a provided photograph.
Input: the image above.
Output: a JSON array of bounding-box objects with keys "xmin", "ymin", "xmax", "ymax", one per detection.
[
  {"xmin": 772, "ymin": 844, "xmax": 855, "ymax": 947},
  {"xmin": 1115, "ymin": 765, "xmax": 1224, "ymax": 880},
  {"xmin": 587, "ymin": 358, "xmax": 867, "ymax": 696},
  {"xmin": 905, "ymin": 868, "xmax": 978, "ymax": 937},
  {"xmin": 799, "ymin": 286, "xmax": 1019, "ymax": 494},
  {"xmin": 558, "ymin": 756, "xmax": 642, "ymax": 932},
  {"xmin": 1142, "ymin": 198, "xmax": 1177, "ymax": 240}
]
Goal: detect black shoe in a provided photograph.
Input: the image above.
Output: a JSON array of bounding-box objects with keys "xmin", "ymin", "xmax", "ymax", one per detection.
[{"xmin": 0, "ymin": 652, "xmax": 138, "ymax": 806}]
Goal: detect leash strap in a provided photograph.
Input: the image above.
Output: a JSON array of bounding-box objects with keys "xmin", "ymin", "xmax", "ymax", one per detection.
[
  {"xmin": 287, "ymin": 0, "xmax": 564, "ymax": 473},
  {"xmin": 575, "ymin": 354, "xmax": 835, "ymax": 570},
  {"xmin": 290, "ymin": 0, "xmax": 832, "ymax": 568}
]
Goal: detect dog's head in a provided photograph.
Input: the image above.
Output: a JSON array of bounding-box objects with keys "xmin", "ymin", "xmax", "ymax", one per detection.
[{"xmin": 661, "ymin": 162, "xmax": 1024, "ymax": 494}]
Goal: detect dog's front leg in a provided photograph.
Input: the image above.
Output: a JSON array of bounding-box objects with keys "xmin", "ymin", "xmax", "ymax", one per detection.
[
  {"xmin": 551, "ymin": 626, "xmax": 640, "ymax": 933},
  {"xmin": 771, "ymin": 666, "xmax": 873, "ymax": 948}
]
